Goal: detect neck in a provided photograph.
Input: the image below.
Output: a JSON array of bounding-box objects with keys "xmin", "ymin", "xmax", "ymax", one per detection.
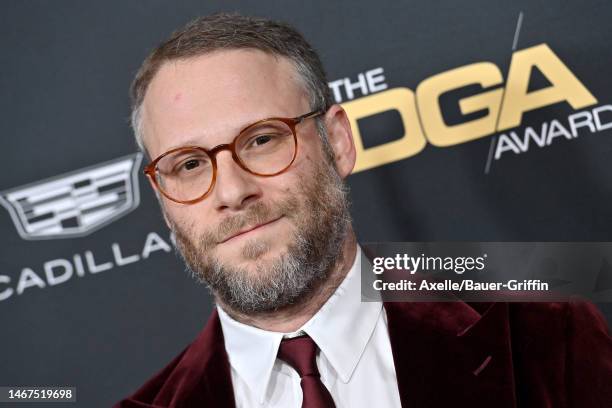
[{"xmin": 217, "ymin": 229, "xmax": 357, "ymax": 332}]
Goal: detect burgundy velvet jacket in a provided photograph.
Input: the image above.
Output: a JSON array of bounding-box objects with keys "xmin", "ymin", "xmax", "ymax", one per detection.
[{"xmin": 115, "ymin": 300, "xmax": 612, "ymax": 407}]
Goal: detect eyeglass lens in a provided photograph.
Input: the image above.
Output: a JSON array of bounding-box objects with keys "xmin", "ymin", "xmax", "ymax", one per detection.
[{"xmin": 154, "ymin": 119, "xmax": 296, "ymax": 202}]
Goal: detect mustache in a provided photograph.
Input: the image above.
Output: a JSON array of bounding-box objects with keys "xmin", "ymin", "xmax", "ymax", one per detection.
[
  {"xmin": 216, "ymin": 202, "xmax": 277, "ymax": 243},
  {"xmin": 195, "ymin": 196, "xmax": 301, "ymax": 250}
]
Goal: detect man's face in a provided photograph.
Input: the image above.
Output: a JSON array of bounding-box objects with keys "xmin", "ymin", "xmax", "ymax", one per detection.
[{"xmin": 141, "ymin": 49, "xmax": 351, "ymax": 313}]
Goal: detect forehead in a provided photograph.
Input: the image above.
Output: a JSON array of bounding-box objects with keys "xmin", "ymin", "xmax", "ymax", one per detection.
[{"xmin": 142, "ymin": 49, "xmax": 309, "ymax": 157}]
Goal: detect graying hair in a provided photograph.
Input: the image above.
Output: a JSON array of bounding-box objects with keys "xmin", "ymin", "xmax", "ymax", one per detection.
[{"xmin": 130, "ymin": 13, "xmax": 334, "ymax": 160}]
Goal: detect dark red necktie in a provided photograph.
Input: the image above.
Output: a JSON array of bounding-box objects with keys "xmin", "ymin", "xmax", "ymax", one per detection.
[{"xmin": 277, "ymin": 335, "xmax": 336, "ymax": 408}]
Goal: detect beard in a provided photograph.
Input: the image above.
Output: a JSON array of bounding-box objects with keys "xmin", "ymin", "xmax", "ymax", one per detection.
[{"xmin": 168, "ymin": 156, "xmax": 352, "ymax": 315}]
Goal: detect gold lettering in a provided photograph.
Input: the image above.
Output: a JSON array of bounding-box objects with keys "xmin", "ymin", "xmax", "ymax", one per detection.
[
  {"xmin": 498, "ymin": 43, "xmax": 597, "ymax": 129},
  {"xmin": 343, "ymin": 88, "xmax": 426, "ymax": 173},
  {"xmin": 417, "ymin": 62, "xmax": 504, "ymax": 146}
]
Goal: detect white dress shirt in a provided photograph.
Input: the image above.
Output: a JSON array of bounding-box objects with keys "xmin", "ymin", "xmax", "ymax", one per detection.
[{"xmin": 217, "ymin": 245, "xmax": 402, "ymax": 407}]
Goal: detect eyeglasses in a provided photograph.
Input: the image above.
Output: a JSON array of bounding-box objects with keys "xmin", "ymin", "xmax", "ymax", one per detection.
[{"xmin": 143, "ymin": 109, "xmax": 325, "ymax": 204}]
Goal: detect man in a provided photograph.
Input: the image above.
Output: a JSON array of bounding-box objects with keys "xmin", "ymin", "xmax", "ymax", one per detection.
[{"xmin": 116, "ymin": 13, "xmax": 612, "ymax": 407}]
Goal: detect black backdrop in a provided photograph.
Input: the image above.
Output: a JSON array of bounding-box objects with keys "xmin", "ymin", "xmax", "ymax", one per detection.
[{"xmin": 1, "ymin": 1, "xmax": 611, "ymax": 406}]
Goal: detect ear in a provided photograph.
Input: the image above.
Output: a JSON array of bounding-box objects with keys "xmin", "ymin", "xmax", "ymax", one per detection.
[{"xmin": 323, "ymin": 104, "xmax": 356, "ymax": 179}]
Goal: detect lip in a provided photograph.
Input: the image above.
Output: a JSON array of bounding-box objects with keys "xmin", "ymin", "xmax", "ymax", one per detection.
[{"xmin": 219, "ymin": 216, "xmax": 283, "ymax": 244}]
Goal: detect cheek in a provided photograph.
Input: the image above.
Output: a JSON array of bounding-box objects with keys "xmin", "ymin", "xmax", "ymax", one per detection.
[
  {"xmin": 163, "ymin": 202, "xmax": 206, "ymax": 232},
  {"xmin": 264, "ymin": 176, "xmax": 301, "ymax": 201},
  {"xmin": 297, "ymin": 145, "xmax": 316, "ymax": 165},
  {"xmin": 282, "ymin": 144, "xmax": 320, "ymax": 182}
]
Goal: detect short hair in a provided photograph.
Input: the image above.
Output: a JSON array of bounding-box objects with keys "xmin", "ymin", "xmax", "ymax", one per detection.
[{"xmin": 130, "ymin": 13, "xmax": 334, "ymax": 158}]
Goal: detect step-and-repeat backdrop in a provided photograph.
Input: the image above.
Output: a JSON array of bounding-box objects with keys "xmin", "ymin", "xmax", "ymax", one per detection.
[{"xmin": 1, "ymin": 1, "xmax": 611, "ymax": 406}]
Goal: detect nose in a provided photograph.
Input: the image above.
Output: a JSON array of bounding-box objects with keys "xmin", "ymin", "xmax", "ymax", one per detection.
[{"xmin": 211, "ymin": 150, "xmax": 261, "ymax": 212}]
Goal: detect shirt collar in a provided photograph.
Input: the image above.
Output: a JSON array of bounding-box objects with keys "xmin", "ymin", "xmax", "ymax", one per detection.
[
  {"xmin": 217, "ymin": 245, "xmax": 382, "ymax": 404},
  {"xmin": 217, "ymin": 305, "xmax": 284, "ymax": 404}
]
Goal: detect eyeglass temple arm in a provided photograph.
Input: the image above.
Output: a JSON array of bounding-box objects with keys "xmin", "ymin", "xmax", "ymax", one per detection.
[{"xmin": 295, "ymin": 108, "xmax": 326, "ymax": 123}]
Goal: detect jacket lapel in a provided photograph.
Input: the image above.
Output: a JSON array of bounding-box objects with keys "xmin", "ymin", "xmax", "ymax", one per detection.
[
  {"xmin": 163, "ymin": 309, "xmax": 236, "ymax": 408},
  {"xmin": 384, "ymin": 301, "xmax": 517, "ymax": 408}
]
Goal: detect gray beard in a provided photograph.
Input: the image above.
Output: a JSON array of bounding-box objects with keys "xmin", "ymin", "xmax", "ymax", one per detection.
[{"xmin": 170, "ymin": 158, "xmax": 351, "ymax": 314}]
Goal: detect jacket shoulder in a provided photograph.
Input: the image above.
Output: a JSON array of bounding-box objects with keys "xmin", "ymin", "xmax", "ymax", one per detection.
[
  {"xmin": 507, "ymin": 300, "xmax": 612, "ymax": 407},
  {"xmin": 113, "ymin": 309, "xmax": 233, "ymax": 407},
  {"xmin": 113, "ymin": 344, "xmax": 193, "ymax": 407}
]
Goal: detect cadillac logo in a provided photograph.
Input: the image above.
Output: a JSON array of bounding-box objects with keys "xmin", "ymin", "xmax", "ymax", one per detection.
[{"xmin": 0, "ymin": 153, "xmax": 143, "ymax": 240}]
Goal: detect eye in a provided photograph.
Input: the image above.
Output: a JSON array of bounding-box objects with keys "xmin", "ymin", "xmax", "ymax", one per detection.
[
  {"xmin": 172, "ymin": 157, "xmax": 210, "ymax": 175},
  {"xmin": 183, "ymin": 159, "xmax": 200, "ymax": 170},
  {"xmin": 251, "ymin": 135, "xmax": 273, "ymax": 147}
]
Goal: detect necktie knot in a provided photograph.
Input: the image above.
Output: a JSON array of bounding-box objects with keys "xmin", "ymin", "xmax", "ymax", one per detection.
[
  {"xmin": 277, "ymin": 335, "xmax": 336, "ymax": 407},
  {"xmin": 277, "ymin": 335, "xmax": 320, "ymax": 378}
]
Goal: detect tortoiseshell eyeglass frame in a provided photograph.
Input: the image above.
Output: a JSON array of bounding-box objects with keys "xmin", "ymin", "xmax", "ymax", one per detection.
[{"xmin": 143, "ymin": 109, "xmax": 325, "ymax": 205}]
